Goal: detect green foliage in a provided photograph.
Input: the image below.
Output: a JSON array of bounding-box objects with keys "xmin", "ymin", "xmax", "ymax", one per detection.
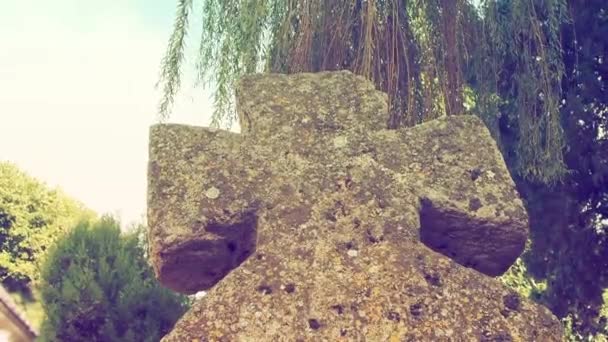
[
  {"xmin": 503, "ymin": 0, "xmax": 608, "ymax": 338},
  {"xmin": 0, "ymin": 162, "xmax": 95, "ymax": 293},
  {"xmin": 158, "ymin": 0, "xmax": 193, "ymax": 123},
  {"xmin": 499, "ymin": 240, "xmax": 547, "ymax": 301},
  {"xmin": 470, "ymin": 0, "xmax": 569, "ymax": 184},
  {"xmin": 563, "ymin": 313, "xmax": 608, "ymax": 342},
  {"xmin": 38, "ymin": 216, "xmax": 189, "ymax": 342},
  {"xmin": 158, "ymin": 0, "xmax": 570, "ymax": 184},
  {"xmin": 158, "ymin": 0, "xmax": 269, "ymax": 127}
]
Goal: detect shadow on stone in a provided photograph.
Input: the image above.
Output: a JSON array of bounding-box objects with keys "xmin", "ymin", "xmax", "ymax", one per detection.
[
  {"xmin": 161, "ymin": 211, "xmax": 258, "ymax": 294},
  {"xmin": 419, "ymin": 197, "xmax": 511, "ymax": 277}
]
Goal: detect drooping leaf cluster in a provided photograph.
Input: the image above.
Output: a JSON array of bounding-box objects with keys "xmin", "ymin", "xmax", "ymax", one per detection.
[
  {"xmin": 157, "ymin": 0, "xmax": 569, "ymax": 184},
  {"xmin": 0, "ymin": 162, "xmax": 95, "ymax": 294},
  {"xmin": 38, "ymin": 216, "xmax": 189, "ymax": 342}
]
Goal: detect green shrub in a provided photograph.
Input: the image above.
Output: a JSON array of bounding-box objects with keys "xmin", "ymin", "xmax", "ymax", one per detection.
[{"xmin": 39, "ymin": 216, "xmax": 189, "ymax": 342}]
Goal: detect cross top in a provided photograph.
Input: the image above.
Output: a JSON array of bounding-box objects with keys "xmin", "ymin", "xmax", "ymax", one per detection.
[
  {"xmin": 236, "ymin": 71, "xmax": 387, "ymax": 136},
  {"xmin": 147, "ymin": 71, "xmax": 562, "ymax": 340}
]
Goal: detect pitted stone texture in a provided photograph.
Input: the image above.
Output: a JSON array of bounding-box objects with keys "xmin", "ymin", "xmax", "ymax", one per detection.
[{"xmin": 147, "ymin": 71, "xmax": 562, "ymax": 340}]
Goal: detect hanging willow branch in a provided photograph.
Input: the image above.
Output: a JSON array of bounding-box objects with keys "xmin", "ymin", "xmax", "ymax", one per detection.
[
  {"xmin": 471, "ymin": 0, "xmax": 568, "ymax": 183},
  {"xmin": 156, "ymin": 0, "xmax": 569, "ymax": 184},
  {"xmin": 157, "ymin": 0, "xmax": 193, "ymax": 122}
]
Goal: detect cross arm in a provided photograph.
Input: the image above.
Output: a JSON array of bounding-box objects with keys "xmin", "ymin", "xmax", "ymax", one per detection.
[
  {"xmin": 371, "ymin": 115, "xmax": 528, "ymax": 276},
  {"xmin": 148, "ymin": 124, "xmax": 264, "ymax": 294}
]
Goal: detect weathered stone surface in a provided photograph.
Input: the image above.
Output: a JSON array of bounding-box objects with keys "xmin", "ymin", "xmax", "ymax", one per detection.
[{"xmin": 147, "ymin": 70, "xmax": 562, "ymax": 340}]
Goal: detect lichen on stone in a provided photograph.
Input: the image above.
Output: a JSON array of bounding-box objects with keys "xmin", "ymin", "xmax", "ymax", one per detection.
[{"xmin": 204, "ymin": 186, "xmax": 220, "ymax": 199}]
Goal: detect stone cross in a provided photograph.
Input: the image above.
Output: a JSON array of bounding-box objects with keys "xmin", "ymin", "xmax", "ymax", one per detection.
[{"xmin": 147, "ymin": 71, "xmax": 562, "ymax": 340}]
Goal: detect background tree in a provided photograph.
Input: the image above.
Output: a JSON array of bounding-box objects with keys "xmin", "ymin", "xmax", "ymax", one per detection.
[
  {"xmin": 157, "ymin": 0, "xmax": 568, "ymax": 184},
  {"xmin": 514, "ymin": 0, "xmax": 608, "ymax": 338},
  {"xmin": 157, "ymin": 0, "xmax": 607, "ymax": 338},
  {"xmin": 0, "ymin": 161, "xmax": 95, "ymax": 295},
  {"xmin": 467, "ymin": 0, "xmax": 568, "ymax": 183},
  {"xmin": 39, "ymin": 216, "xmax": 189, "ymax": 342}
]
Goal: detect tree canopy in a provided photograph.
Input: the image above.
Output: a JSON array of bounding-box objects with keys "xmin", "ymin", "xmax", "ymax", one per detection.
[
  {"xmin": 157, "ymin": 0, "xmax": 570, "ymax": 185},
  {"xmin": 514, "ymin": 1, "xmax": 608, "ymax": 337},
  {"xmin": 0, "ymin": 162, "xmax": 95, "ymax": 294}
]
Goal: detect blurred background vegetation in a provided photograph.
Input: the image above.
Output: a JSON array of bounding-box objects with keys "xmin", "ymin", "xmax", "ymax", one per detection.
[{"xmin": 0, "ymin": 162, "xmax": 189, "ymax": 340}]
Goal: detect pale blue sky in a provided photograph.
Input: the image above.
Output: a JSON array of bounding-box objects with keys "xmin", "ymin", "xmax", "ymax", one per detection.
[{"xmin": 0, "ymin": 1, "xmax": 229, "ymax": 228}]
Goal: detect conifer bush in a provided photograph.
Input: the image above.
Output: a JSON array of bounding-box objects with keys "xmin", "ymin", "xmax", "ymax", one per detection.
[{"xmin": 38, "ymin": 216, "xmax": 189, "ymax": 341}]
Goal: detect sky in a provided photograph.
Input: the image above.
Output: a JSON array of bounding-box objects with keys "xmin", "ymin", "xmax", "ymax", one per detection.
[{"xmin": 0, "ymin": 1, "xmax": 231, "ymax": 229}]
